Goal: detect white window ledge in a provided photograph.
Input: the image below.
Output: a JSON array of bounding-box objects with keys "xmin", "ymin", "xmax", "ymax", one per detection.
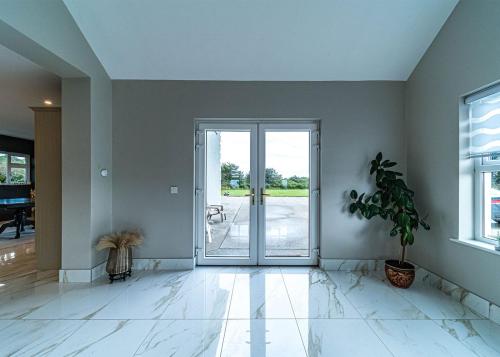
[{"xmin": 450, "ymin": 238, "xmax": 500, "ymax": 256}]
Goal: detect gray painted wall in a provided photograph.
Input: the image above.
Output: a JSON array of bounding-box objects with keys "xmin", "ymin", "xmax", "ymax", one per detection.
[
  {"xmin": 406, "ymin": 0, "xmax": 500, "ymax": 305},
  {"xmin": 0, "ymin": 0, "xmax": 112, "ymax": 270},
  {"xmin": 112, "ymin": 81, "xmax": 405, "ymax": 260}
]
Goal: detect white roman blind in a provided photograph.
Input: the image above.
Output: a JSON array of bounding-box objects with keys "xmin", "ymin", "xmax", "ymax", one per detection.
[{"xmin": 466, "ymin": 84, "xmax": 500, "ymax": 158}]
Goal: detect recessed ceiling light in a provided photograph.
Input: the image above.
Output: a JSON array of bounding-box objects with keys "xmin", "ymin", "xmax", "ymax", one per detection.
[{"xmin": 43, "ymin": 99, "xmax": 53, "ymax": 105}]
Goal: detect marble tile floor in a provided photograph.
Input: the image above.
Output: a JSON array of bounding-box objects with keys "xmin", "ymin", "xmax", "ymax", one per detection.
[
  {"xmin": 0, "ymin": 266, "xmax": 499, "ymax": 356},
  {"xmin": 0, "ymin": 235, "xmax": 62, "ymax": 301}
]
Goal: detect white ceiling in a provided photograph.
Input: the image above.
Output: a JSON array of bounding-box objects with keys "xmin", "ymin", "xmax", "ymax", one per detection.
[
  {"xmin": 64, "ymin": 0, "xmax": 458, "ymax": 81},
  {"xmin": 0, "ymin": 44, "xmax": 61, "ymax": 140}
]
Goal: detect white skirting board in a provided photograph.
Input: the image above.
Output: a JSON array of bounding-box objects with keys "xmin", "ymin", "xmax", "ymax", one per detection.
[
  {"xmin": 319, "ymin": 258, "xmax": 500, "ymax": 325},
  {"xmin": 319, "ymin": 258, "xmax": 386, "ymax": 271},
  {"xmin": 59, "ymin": 258, "xmax": 195, "ymax": 283}
]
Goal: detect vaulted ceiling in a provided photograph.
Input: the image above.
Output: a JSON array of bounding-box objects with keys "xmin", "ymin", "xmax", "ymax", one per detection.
[
  {"xmin": 0, "ymin": 44, "xmax": 60, "ymax": 140},
  {"xmin": 64, "ymin": 0, "xmax": 458, "ymax": 81}
]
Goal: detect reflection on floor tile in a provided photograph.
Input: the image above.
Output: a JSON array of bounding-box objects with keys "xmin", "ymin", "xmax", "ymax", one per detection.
[
  {"xmin": 222, "ymin": 319, "xmax": 306, "ymax": 357},
  {"xmin": 0, "ymin": 265, "xmax": 496, "ymax": 356},
  {"xmin": 297, "ymin": 319, "xmax": 392, "ymax": 356},
  {"xmin": 438, "ymin": 319, "xmax": 500, "ymax": 357},
  {"xmin": 94, "ymin": 271, "xmax": 192, "ymax": 319},
  {"xmin": 23, "ymin": 281, "xmax": 128, "ymax": 319},
  {"xmin": 229, "ymin": 268, "xmax": 294, "ymax": 319},
  {"xmin": 161, "ymin": 269, "xmax": 235, "ymax": 319},
  {"xmin": 394, "ymin": 282, "xmax": 482, "ymax": 320},
  {"xmin": 282, "ymin": 268, "xmax": 360, "ymax": 318},
  {"xmin": 367, "ymin": 319, "xmax": 477, "ymax": 357},
  {"xmin": 135, "ymin": 320, "xmax": 226, "ymax": 357},
  {"xmin": 0, "ymin": 319, "xmax": 84, "ymax": 356},
  {"xmin": 50, "ymin": 320, "xmax": 155, "ymax": 357},
  {"xmin": 328, "ymin": 270, "xmax": 428, "ymax": 319}
]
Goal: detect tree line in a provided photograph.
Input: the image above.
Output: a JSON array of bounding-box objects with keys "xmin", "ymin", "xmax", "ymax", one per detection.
[{"xmin": 221, "ymin": 162, "xmax": 308, "ymax": 189}]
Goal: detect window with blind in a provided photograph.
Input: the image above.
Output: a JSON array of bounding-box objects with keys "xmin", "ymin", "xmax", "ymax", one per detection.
[{"xmin": 466, "ymin": 84, "xmax": 500, "ymax": 243}]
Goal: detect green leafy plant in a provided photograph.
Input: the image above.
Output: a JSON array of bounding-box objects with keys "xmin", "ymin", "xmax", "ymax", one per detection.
[{"xmin": 348, "ymin": 152, "xmax": 430, "ymax": 264}]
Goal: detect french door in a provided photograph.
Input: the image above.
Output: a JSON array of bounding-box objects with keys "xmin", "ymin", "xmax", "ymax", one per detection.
[{"xmin": 195, "ymin": 122, "xmax": 319, "ymax": 265}]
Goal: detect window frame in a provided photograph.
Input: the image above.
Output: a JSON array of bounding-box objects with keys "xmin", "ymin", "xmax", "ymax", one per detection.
[
  {"xmin": 0, "ymin": 151, "xmax": 30, "ymax": 185},
  {"xmin": 474, "ymin": 156, "xmax": 500, "ymax": 244}
]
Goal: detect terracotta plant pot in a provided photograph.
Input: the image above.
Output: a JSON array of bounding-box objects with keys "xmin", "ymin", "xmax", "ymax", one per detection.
[{"xmin": 384, "ymin": 259, "xmax": 415, "ymax": 289}]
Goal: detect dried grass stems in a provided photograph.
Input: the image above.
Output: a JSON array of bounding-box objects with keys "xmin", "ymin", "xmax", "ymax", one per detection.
[{"xmin": 96, "ymin": 230, "xmax": 144, "ymax": 251}]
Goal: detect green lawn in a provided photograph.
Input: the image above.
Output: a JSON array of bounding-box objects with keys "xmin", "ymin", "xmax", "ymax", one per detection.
[{"xmin": 221, "ymin": 188, "xmax": 309, "ymax": 197}]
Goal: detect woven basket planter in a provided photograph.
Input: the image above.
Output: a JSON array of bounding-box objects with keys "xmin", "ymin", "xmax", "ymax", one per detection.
[{"xmin": 106, "ymin": 247, "xmax": 133, "ymax": 283}]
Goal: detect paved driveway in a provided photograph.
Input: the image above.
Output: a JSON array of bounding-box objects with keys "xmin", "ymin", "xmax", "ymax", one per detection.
[{"xmin": 206, "ymin": 196, "xmax": 309, "ymax": 257}]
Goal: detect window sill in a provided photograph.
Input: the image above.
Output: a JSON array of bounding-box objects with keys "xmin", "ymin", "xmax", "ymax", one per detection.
[{"xmin": 450, "ymin": 238, "xmax": 500, "ymax": 256}]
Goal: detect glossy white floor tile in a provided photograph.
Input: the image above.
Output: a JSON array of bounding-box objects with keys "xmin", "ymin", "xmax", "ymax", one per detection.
[
  {"xmin": 394, "ymin": 281, "xmax": 483, "ymax": 320},
  {"xmin": 282, "ymin": 268, "xmax": 360, "ymax": 319},
  {"xmin": 135, "ymin": 319, "xmax": 226, "ymax": 357},
  {"xmin": 0, "ymin": 319, "xmax": 84, "ymax": 356},
  {"xmin": 228, "ymin": 268, "xmax": 294, "ymax": 319},
  {"xmin": 438, "ymin": 319, "xmax": 500, "ymax": 357},
  {"xmin": 47, "ymin": 320, "xmax": 156, "ymax": 357},
  {"xmin": 160, "ymin": 268, "xmax": 235, "ymax": 319},
  {"xmin": 328, "ymin": 270, "xmax": 428, "ymax": 319},
  {"xmin": 94, "ymin": 271, "xmax": 192, "ymax": 320},
  {"xmin": 24, "ymin": 281, "xmax": 128, "ymax": 319},
  {"xmin": 296, "ymin": 319, "xmax": 392, "ymax": 356},
  {"xmin": 222, "ymin": 319, "xmax": 306, "ymax": 357},
  {"xmin": 0, "ymin": 266, "xmax": 497, "ymax": 356},
  {"xmin": 367, "ymin": 319, "xmax": 479, "ymax": 357}
]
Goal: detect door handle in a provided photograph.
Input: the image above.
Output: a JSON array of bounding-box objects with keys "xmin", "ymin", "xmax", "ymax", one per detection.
[
  {"xmin": 245, "ymin": 188, "xmax": 256, "ymax": 205},
  {"xmin": 260, "ymin": 188, "xmax": 271, "ymax": 205}
]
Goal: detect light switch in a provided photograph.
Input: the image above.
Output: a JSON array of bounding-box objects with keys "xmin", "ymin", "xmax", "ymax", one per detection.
[{"xmin": 170, "ymin": 186, "xmax": 178, "ymax": 194}]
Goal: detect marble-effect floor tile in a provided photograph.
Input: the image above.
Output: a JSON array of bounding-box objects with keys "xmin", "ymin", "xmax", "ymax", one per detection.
[
  {"xmin": 49, "ymin": 320, "xmax": 156, "ymax": 357},
  {"xmin": 228, "ymin": 268, "xmax": 294, "ymax": 319},
  {"xmin": 222, "ymin": 319, "xmax": 306, "ymax": 357},
  {"xmin": 0, "ymin": 319, "xmax": 84, "ymax": 356},
  {"xmin": 0, "ymin": 260, "xmax": 496, "ymax": 357},
  {"xmin": 328, "ymin": 270, "xmax": 428, "ymax": 320},
  {"xmin": 367, "ymin": 319, "xmax": 479, "ymax": 357},
  {"xmin": 438, "ymin": 319, "xmax": 500, "ymax": 357},
  {"xmin": 282, "ymin": 268, "xmax": 360, "ymax": 319},
  {"xmin": 135, "ymin": 319, "xmax": 226, "ymax": 357},
  {"xmin": 296, "ymin": 319, "xmax": 392, "ymax": 356}
]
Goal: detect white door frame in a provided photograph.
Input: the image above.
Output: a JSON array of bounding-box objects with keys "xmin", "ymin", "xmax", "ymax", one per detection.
[
  {"xmin": 257, "ymin": 123, "xmax": 319, "ymax": 266},
  {"xmin": 195, "ymin": 121, "xmax": 319, "ymax": 266},
  {"xmin": 196, "ymin": 123, "xmax": 258, "ymax": 265}
]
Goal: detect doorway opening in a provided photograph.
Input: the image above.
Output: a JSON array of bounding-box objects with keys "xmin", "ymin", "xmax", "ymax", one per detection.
[{"xmin": 195, "ymin": 122, "xmax": 319, "ymax": 266}]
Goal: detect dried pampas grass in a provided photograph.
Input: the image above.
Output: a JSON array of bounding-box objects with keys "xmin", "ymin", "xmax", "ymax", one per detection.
[{"xmin": 96, "ymin": 230, "xmax": 144, "ymax": 251}]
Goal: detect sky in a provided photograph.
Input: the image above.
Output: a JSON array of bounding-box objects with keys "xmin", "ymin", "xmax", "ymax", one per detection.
[{"xmin": 219, "ymin": 131, "xmax": 309, "ymax": 178}]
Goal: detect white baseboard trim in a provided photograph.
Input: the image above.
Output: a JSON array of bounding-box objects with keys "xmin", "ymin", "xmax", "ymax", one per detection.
[
  {"xmin": 413, "ymin": 265, "xmax": 500, "ymax": 324},
  {"xmin": 59, "ymin": 261, "xmax": 107, "ymax": 283},
  {"xmin": 59, "ymin": 269, "xmax": 92, "ymax": 283},
  {"xmin": 59, "ymin": 258, "xmax": 195, "ymax": 283},
  {"xmin": 319, "ymin": 258, "xmax": 500, "ymax": 325},
  {"xmin": 91, "ymin": 261, "xmax": 107, "ymax": 281},
  {"xmin": 133, "ymin": 258, "xmax": 195, "ymax": 271},
  {"xmin": 319, "ymin": 258, "xmax": 386, "ymax": 271}
]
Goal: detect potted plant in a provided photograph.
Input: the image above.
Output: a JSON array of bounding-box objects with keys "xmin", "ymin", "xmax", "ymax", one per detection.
[
  {"xmin": 97, "ymin": 230, "xmax": 144, "ymax": 283},
  {"xmin": 348, "ymin": 152, "xmax": 430, "ymax": 288}
]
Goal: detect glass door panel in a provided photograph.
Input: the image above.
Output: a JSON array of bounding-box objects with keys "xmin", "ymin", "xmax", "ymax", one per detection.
[
  {"xmin": 262, "ymin": 131, "xmax": 310, "ymax": 258},
  {"xmin": 197, "ymin": 123, "xmax": 258, "ymax": 265},
  {"xmin": 205, "ymin": 130, "xmax": 251, "ymax": 257},
  {"xmin": 196, "ymin": 122, "xmax": 317, "ymax": 266},
  {"xmin": 258, "ymin": 123, "xmax": 318, "ymax": 265}
]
